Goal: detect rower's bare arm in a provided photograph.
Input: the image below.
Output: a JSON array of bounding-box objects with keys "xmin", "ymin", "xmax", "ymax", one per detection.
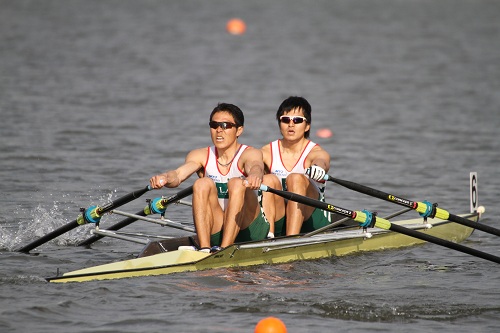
[
  {"xmin": 243, "ymin": 148, "xmax": 264, "ymax": 189},
  {"xmin": 261, "ymin": 144, "xmax": 272, "ymax": 172},
  {"xmin": 307, "ymin": 147, "xmax": 331, "ymax": 172},
  {"xmin": 150, "ymin": 148, "xmax": 205, "ymax": 189}
]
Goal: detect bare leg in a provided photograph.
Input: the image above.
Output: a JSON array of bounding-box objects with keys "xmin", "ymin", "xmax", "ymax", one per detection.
[
  {"xmin": 285, "ymin": 173, "xmax": 317, "ymax": 235},
  {"xmin": 220, "ymin": 177, "xmax": 260, "ymax": 248},
  {"xmin": 192, "ymin": 177, "xmax": 224, "ymax": 249}
]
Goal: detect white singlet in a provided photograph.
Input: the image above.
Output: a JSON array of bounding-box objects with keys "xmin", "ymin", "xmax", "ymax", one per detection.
[{"xmin": 204, "ymin": 144, "xmax": 248, "ymax": 210}]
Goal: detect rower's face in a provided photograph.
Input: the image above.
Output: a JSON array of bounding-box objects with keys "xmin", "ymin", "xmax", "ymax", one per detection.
[
  {"xmin": 209, "ymin": 111, "xmax": 243, "ymax": 148},
  {"xmin": 279, "ymin": 107, "xmax": 310, "ymax": 140}
]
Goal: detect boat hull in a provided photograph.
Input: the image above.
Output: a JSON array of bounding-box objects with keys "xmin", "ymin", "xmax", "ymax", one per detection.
[{"xmin": 47, "ymin": 213, "xmax": 479, "ymax": 283}]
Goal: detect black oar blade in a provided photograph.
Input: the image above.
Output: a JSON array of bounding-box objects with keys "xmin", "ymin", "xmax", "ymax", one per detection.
[
  {"xmin": 17, "ymin": 185, "xmax": 151, "ymax": 253},
  {"xmin": 17, "ymin": 220, "xmax": 80, "ymax": 254}
]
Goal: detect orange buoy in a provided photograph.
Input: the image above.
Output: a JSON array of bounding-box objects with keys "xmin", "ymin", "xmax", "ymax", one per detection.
[
  {"xmin": 226, "ymin": 18, "xmax": 246, "ymax": 35},
  {"xmin": 254, "ymin": 317, "xmax": 287, "ymax": 333},
  {"xmin": 316, "ymin": 128, "xmax": 333, "ymax": 138}
]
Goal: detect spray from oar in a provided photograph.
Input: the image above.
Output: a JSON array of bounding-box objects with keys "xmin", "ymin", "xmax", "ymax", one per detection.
[{"xmin": 17, "ymin": 185, "xmax": 151, "ymax": 253}]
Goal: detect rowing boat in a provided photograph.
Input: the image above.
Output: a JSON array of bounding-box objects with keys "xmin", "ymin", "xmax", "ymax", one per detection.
[
  {"xmin": 47, "ymin": 212, "xmax": 480, "ymax": 283},
  {"xmin": 21, "ymin": 171, "xmax": 495, "ymax": 283}
]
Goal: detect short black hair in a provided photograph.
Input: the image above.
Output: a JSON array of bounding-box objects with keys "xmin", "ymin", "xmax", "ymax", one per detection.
[
  {"xmin": 210, "ymin": 103, "xmax": 244, "ymax": 127},
  {"xmin": 276, "ymin": 96, "xmax": 311, "ymax": 138}
]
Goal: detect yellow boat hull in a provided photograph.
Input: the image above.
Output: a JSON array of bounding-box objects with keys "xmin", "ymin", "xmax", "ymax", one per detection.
[{"xmin": 47, "ymin": 213, "xmax": 478, "ymax": 283}]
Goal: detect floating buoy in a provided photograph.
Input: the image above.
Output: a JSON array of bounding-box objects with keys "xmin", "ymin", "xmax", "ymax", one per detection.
[
  {"xmin": 254, "ymin": 317, "xmax": 287, "ymax": 333},
  {"xmin": 226, "ymin": 18, "xmax": 246, "ymax": 35},
  {"xmin": 316, "ymin": 128, "xmax": 333, "ymax": 138}
]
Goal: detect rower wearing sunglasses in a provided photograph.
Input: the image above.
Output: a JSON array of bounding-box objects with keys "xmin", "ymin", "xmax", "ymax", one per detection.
[
  {"xmin": 150, "ymin": 103, "xmax": 270, "ymax": 252},
  {"xmin": 261, "ymin": 96, "xmax": 331, "ymax": 236}
]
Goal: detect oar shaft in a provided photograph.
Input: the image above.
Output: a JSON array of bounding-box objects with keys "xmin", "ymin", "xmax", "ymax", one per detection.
[
  {"xmin": 77, "ymin": 186, "xmax": 194, "ymax": 246},
  {"xmin": 448, "ymin": 212, "xmax": 500, "ymax": 236},
  {"xmin": 17, "ymin": 220, "xmax": 80, "ymax": 253},
  {"xmin": 97, "ymin": 186, "xmax": 151, "ymax": 214},
  {"xmin": 326, "ymin": 176, "xmax": 500, "ymax": 237},
  {"xmin": 260, "ymin": 185, "xmax": 500, "ymax": 264},
  {"xmin": 388, "ymin": 223, "xmax": 500, "ymax": 264},
  {"xmin": 303, "ymin": 207, "xmax": 413, "ymax": 238},
  {"xmin": 17, "ymin": 185, "xmax": 151, "ymax": 253},
  {"xmin": 261, "ymin": 185, "xmax": 356, "ymax": 219}
]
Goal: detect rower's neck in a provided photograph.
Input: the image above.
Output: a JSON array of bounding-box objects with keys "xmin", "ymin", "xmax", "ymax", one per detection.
[
  {"xmin": 280, "ymin": 138, "xmax": 308, "ymax": 155},
  {"xmin": 217, "ymin": 143, "xmax": 241, "ymax": 164}
]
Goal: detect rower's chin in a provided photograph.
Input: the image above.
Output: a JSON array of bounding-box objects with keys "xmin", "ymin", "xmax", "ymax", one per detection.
[{"xmin": 283, "ymin": 131, "xmax": 299, "ymax": 139}]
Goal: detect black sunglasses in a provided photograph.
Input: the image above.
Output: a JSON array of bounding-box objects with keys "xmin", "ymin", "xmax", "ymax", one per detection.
[
  {"xmin": 279, "ymin": 116, "xmax": 307, "ymax": 124},
  {"xmin": 209, "ymin": 121, "xmax": 238, "ymax": 130}
]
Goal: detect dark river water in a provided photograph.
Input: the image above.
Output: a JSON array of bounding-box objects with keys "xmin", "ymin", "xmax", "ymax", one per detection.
[{"xmin": 1, "ymin": 0, "xmax": 499, "ymax": 332}]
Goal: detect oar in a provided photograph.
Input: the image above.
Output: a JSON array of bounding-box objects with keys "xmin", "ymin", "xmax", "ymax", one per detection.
[
  {"xmin": 77, "ymin": 186, "xmax": 194, "ymax": 246},
  {"xmin": 260, "ymin": 185, "xmax": 500, "ymax": 264},
  {"xmin": 323, "ymin": 175, "xmax": 496, "ymax": 236},
  {"xmin": 17, "ymin": 185, "xmax": 152, "ymax": 253},
  {"xmin": 303, "ymin": 207, "xmax": 413, "ymax": 237}
]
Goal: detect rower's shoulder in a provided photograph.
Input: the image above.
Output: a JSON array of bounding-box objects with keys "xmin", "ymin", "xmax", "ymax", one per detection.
[
  {"xmin": 242, "ymin": 144, "xmax": 263, "ymax": 157},
  {"xmin": 308, "ymin": 142, "xmax": 331, "ymax": 159},
  {"xmin": 260, "ymin": 142, "xmax": 272, "ymax": 152},
  {"xmin": 185, "ymin": 146, "xmax": 210, "ymax": 161}
]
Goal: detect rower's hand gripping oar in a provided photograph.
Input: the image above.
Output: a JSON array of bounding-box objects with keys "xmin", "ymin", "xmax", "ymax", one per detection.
[
  {"xmin": 260, "ymin": 185, "xmax": 500, "ymax": 264},
  {"xmin": 17, "ymin": 185, "xmax": 152, "ymax": 253},
  {"xmin": 77, "ymin": 185, "xmax": 194, "ymax": 246},
  {"xmin": 322, "ymin": 175, "xmax": 496, "ymax": 237}
]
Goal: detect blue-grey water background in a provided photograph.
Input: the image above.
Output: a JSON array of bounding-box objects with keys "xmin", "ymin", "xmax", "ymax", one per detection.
[{"xmin": 1, "ymin": 0, "xmax": 499, "ymax": 332}]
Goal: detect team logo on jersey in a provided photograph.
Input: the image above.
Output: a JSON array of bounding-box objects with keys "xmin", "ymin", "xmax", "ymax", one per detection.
[
  {"xmin": 216, "ymin": 183, "xmax": 229, "ymax": 199},
  {"xmin": 208, "ymin": 174, "xmax": 222, "ymax": 183},
  {"xmin": 273, "ymin": 170, "xmax": 288, "ymax": 178}
]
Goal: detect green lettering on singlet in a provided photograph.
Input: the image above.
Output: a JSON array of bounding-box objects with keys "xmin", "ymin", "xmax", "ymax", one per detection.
[{"xmin": 216, "ymin": 183, "xmax": 229, "ymax": 199}]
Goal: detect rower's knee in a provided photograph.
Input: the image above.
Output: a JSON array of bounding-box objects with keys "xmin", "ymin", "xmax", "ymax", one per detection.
[
  {"xmin": 227, "ymin": 177, "xmax": 246, "ymax": 194},
  {"xmin": 263, "ymin": 174, "xmax": 281, "ymax": 188},
  {"xmin": 286, "ymin": 173, "xmax": 309, "ymax": 192},
  {"xmin": 193, "ymin": 177, "xmax": 215, "ymax": 194}
]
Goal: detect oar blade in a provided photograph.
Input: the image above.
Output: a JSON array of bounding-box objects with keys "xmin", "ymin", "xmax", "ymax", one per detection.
[
  {"xmin": 17, "ymin": 220, "xmax": 80, "ymax": 253},
  {"xmin": 17, "ymin": 185, "xmax": 151, "ymax": 253}
]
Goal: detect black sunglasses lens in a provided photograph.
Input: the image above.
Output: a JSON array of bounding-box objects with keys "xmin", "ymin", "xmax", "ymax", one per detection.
[{"xmin": 209, "ymin": 121, "xmax": 235, "ymax": 129}]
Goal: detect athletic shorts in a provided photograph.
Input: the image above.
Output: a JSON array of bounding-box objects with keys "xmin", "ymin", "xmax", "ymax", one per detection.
[
  {"xmin": 273, "ymin": 216, "xmax": 286, "ymax": 237},
  {"xmin": 210, "ymin": 212, "xmax": 270, "ymax": 246}
]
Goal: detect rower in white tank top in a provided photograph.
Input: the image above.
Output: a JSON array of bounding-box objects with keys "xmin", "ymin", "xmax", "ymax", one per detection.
[
  {"xmin": 204, "ymin": 144, "xmax": 248, "ymax": 210},
  {"xmin": 268, "ymin": 139, "xmax": 326, "ymax": 197},
  {"xmin": 267, "ymin": 139, "xmax": 330, "ymax": 226}
]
